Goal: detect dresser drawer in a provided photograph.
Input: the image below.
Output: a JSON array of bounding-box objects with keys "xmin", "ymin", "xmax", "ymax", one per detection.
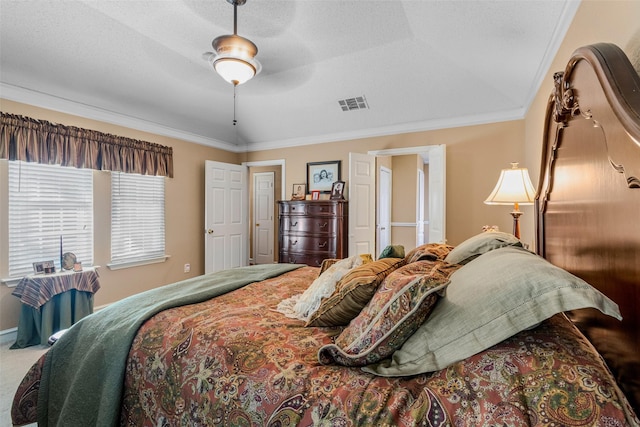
[
  {"xmin": 281, "ymin": 217, "xmax": 338, "ymax": 234},
  {"xmin": 279, "ymin": 252, "xmax": 335, "ymax": 267},
  {"xmin": 280, "ymin": 235, "xmax": 337, "ymax": 253},
  {"xmin": 279, "ymin": 201, "xmax": 343, "ymax": 216}
]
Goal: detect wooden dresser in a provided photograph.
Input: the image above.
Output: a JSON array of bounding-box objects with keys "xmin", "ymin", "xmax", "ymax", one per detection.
[{"xmin": 278, "ymin": 200, "xmax": 348, "ymax": 266}]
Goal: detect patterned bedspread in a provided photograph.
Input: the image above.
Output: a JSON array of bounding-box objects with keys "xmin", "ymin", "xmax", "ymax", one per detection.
[{"xmin": 13, "ymin": 266, "xmax": 639, "ymax": 426}]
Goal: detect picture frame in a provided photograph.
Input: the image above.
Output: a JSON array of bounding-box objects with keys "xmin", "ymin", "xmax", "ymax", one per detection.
[
  {"xmin": 330, "ymin": 180, "xmax": 345, "ymax": 200},
  {"xmin": 307, "ymin": 160, "xmax": 341, "ymax": 193},
  {"xmin": 33, "ymin": 260, "xmax": 55, "ymax": 274},
  {"xmin": 291, "ymin": 183, "xmax": 306, "ymax": 200},
  {"xmin": 311, "ymin": 190, "xmax": 321, "ymax": 200}
]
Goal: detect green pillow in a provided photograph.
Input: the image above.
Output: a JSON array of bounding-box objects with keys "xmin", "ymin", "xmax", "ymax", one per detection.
[
  {"xmin": 444, "ymin": 231, "xmax": 521, "ymax": 265},
  {"xmin": 378, "ymin": 244, "xmax": 405, "ymax": 259}
]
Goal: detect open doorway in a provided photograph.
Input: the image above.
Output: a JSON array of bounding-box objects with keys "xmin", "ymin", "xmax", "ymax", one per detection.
[
  {"xmin": 369, "ymin": 145, "xmax": 446, "ymax": 252},
  {"xmin": 244, "ymin": 160, "xmax": 286, "ymax": 264}
]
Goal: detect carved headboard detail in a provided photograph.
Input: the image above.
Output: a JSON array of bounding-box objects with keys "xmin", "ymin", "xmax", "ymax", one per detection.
[{"xmin": 536, "ymin": 43, "xmax": 640, "ymax": 413}]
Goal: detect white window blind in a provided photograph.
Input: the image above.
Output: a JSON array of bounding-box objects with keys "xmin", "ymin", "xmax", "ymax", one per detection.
[
  {"xmin": 111, "ymin": 172, "xmax": 165, "ymax": 265},
  {"xmin": 8, "ymin": 161, "xmax": 94, "ymax": 278}
]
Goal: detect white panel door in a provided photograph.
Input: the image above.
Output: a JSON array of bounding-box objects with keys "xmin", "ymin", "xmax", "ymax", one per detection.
[
  {"xmin": 205, "ymin": 161, "xmax": 248, "ymax": 273},
  {"xmin": 349, "ymin": 152, "xmax": 376, "ymax": 256},
  {"xmin": 253, "ymin": 172, "xmax": 275, "ymax": 264},
  {"xmin": 416, "ymin": 168, "xmax": 425, "ymax": 246},
  {"xmin": 377, "ymin": 166, "xmax": 392, "ymax": 257},
  {"xmin": 428, "ymin": 144, "xmax": 446, "ymax": 243}
]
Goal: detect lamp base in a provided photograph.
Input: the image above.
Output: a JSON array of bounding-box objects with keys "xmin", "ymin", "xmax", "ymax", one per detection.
[{"xmin": 510, "ymin": 210, "xmax": 523, "ymax": 239}]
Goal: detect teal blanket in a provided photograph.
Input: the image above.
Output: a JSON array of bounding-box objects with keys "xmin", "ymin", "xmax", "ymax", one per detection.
[{"xmin": 37, "ymin": 263, "xmax": 302, "ymax": 427}]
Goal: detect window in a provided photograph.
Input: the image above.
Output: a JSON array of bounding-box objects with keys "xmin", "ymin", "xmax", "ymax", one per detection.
[
  {"xmin": 8, "ymin": 161, "xmax": 93, "ymax": 278},
  {"xmin": 110, "ymin": 172, "xmax": 165, "ymax": 267}
]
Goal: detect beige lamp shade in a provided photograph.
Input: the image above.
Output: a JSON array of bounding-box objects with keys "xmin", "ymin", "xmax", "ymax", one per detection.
[{"xmin": 485, "ymin": 163, "xmax": 536, "ymax": 205}]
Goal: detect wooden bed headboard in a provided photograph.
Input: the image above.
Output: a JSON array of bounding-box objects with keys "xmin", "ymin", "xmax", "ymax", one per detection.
[{"xmin": 536, "ymin": 43, "xmax": 640, "ymax": 413}]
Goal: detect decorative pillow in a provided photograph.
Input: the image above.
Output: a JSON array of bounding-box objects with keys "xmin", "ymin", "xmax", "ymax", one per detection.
[
  {"xmin": 319, "ymin": 254, "xmax": 372, "ymax": 276},
  {"xmin": 378, "ymin": 244, "xmax": 405, "ymax": 259},
  {"xmin": 305, "ymin": 258, "xmax": 406, "ymax": 327},
  {"xmin": 365, "ymin": 246, "xmax": 622, "ymax": 376},
  {"xmin": 405, "ymin": 243, "xmax": 454, "ymax": 264},
  {"xmin": 318, "ymin": 260, "xmax": 461, "ymax": 366},
  {"xmin": 275, "ymin": 255, "xmax": 363, "ymax": 321},
  {"xmin": 444, "ymin": 231, "xmax": 522, "ymax": 265}
]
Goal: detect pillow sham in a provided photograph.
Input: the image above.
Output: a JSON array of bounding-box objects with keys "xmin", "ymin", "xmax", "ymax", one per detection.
[
  {"xmin": 365, "ymin": 245, "xmax": 622, "ymax": 376},
  {"xmin": 378, "ymin": 244, "xmax": 405, "ymax": 259},
  {"xmin": 444, "ymin": 231, "xmax": 522, "ymax": 265},
  {"xmin": 275, "ymin": 255, "xmax": 363, "ymax": 321},
  {"xmin": 318, "ymin": 260, "xmax": 461, "ymax": 366},
  {"xmin": 305, "ymin": 257, "xmax": 406, "ymax": 327},
  {"xmin": 405, "ymin": 243, "xmax": 454, "ymax": 264}
]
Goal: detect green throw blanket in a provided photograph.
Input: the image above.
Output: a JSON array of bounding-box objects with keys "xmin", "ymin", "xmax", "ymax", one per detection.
[{"xmin": 37, "ymin": 263, "xmax": 302, "ymax": 427}]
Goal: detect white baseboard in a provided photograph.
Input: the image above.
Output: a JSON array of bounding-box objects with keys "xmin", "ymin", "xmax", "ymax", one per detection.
[{"xmin": 0, "ymin": 327, "xmax": 17, "ymax": 345}]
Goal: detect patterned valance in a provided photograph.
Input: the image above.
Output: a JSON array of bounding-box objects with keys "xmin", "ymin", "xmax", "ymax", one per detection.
[{"xmin": 0, "ymin": 112, "xmax": 173, "ymax": 177}]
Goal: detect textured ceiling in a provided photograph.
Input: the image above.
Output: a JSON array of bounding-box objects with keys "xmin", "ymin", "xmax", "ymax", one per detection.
[{"xmin": 0, "ymin": 0, "xmax": 579, "ymax": 152}]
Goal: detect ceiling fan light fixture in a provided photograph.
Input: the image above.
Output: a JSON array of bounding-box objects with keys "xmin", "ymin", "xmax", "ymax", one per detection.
[
  {"xmin": 213, "ymin": 57, "xmax": 257, "ymax": 85},
  {"xmin": 210, "ymin": 0, "xmax": 261, "ymax": 86}
]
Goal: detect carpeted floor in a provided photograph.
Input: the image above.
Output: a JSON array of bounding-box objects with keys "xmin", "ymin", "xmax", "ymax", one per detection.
[{"xmin": 0, "ymin": 337, "xmax": 48, "ymax": 427}]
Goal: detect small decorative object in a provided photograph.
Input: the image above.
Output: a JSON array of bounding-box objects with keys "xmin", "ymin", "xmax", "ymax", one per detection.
[
  {"xmin": 330, "ymin": 180, "xmax": 345, "ymax": 200},
  {"xmin": 35, "ymin": 260, "xmax": 56, "ymax": 274},
  {"xmin": 62, "ymin": 252, "xmax": 77, "ymax": 270},
  {"xmin": 311, "ymin": 190, "xmax": 321, "ymax": 200},
  {"xmin": 73, "ymin": 261, "xmax": 83, "ymax": 272},
  {"xmin": 307, "ymin": 160, "xmax": 341, "ymax": 193},
  {"xmin": 291, "ymin": 183, "xmax": 306, "ymax": 200},
  {"xmin": 482, "ymin": 225, "xmax": 500, "ymax": 232}
]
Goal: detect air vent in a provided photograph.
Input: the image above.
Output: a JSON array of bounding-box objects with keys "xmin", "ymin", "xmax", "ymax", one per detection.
[{"xmin": 338, "ymin": 95, "xmax": 369, "ymax": 111}]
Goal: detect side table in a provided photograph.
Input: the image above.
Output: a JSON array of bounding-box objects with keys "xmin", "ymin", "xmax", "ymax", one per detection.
[{"xmin": 10, "ymin": 267, "xmax": 100, "ymax": 348}]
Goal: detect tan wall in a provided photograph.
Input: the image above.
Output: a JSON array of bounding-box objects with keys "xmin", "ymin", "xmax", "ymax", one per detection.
[
  {"xmin": 390, "ymin": 155, "xmax": 419, "ymax": 250},
  {"xmin": 0, "ymin": 99, "xmax": 240, "ymax": 331},
  {"xmin": 522, "ymin": 0, "xmax": 640, "ymax": 245}
]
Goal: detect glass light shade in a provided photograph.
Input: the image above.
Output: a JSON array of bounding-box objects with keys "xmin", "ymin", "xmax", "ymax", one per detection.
[
  {"xmin": 485, "ymin": 163, "xmax": 536, "ymax": 205},
  {"xmin": 214, "ymin": 57, "xmax": 257, "ymax": 85}
]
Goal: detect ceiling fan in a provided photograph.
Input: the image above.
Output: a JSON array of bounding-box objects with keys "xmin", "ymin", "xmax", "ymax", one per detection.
[{"xmin": 203, "ymin": 0, "xmax": 261, "ymax": 86}]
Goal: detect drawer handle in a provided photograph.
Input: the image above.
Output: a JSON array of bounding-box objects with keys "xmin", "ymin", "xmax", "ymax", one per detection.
[
  {"xmin": 315, "ymin": 260, "xmax": 322, "ymax": 266},
  {"xmin": 319, "ymin": 222, "xmax": 328, "ymax": 228},
  {"xmin": 291, "ymin": 221, "xmax": 298, "ymax": 227},
  {"xmin": 291, "ymin": 239, "xmax": 298, "ymax": 245},
  {"xmin": 318, "ymin": 241, "xmax": 328, "ymax": 248},
  {"xmin": 289, "ymin": 258, "xmax": 297, "ymax": 263}
]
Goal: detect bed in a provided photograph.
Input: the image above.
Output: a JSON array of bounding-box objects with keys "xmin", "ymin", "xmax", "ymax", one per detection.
[{"xmin": 11, "ymin": 42, "xmax": 640, "ymax": 426}]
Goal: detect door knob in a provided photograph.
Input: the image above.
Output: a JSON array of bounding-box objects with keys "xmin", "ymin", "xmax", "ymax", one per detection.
[
  {"xmin": 207, "ymin": 229, "xmax": 214, "ymax": 234},
  {"xmin": 256, "ymin": 223, "xmax": 260, "ymax": 227}
]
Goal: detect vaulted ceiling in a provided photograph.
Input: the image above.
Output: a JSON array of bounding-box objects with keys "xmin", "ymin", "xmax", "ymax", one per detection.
[{"xmin": 0, "ymin": 0, "xmax": 579, "ymax": 152}]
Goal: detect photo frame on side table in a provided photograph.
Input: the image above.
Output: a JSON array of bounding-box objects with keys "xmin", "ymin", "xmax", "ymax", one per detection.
[
  {"xmin": 311, "ymin": 190, "xmax": 321, "ymax": 200},
  {"xmin": 307, "ymin": 160, "xmax": 341, "ymax": 193},
  {"xmin": 33, "ymin": 260, "xmax": 55, "ymax": 274},
  {"xmin": 330, "ymin": 180, "xmax": 345, "ymax": 200},
  {"xmin": 292, "ymin": 183, "xmax": 306, "ymax": 200}
]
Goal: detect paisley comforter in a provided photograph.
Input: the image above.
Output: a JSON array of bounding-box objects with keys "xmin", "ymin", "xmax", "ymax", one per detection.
[{"xmin": 13, "ymin": 266, "xmax": 638, "ymax": 426}]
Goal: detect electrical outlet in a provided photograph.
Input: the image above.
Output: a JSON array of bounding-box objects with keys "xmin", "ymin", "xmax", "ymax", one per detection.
[{"xmin": 184, "ymin": 263, "xmax": 191, "ymax": 273}]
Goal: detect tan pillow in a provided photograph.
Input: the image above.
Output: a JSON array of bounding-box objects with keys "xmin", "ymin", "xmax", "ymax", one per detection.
[
  {"xmin": 306, "ymin": 257, "xmax": 406, "ymax": 327},
  {"xmin": 404, "ymin": 243, "xmax": 454, "ymax": 264}
]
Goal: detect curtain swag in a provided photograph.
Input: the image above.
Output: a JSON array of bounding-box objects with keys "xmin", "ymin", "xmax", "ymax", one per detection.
[{"xmin": 0, "ymin": 112, "xmax": 174, "ymax": 177}]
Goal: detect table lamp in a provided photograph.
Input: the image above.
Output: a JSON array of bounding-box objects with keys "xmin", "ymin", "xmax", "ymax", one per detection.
[{"xmin": 484, "ymin": 162, "xmax": 536, "ymax": 239}]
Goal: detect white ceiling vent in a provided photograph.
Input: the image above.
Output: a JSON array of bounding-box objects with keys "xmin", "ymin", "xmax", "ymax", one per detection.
[{"xmin": 338, "ymin": 96, "xmax": 369, "ymax": 111}]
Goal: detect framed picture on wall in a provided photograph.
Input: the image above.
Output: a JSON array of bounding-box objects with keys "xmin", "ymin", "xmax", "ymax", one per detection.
[{"xmin": 307, "ymin": 160, "xmax": 341, "ymax": 193}]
